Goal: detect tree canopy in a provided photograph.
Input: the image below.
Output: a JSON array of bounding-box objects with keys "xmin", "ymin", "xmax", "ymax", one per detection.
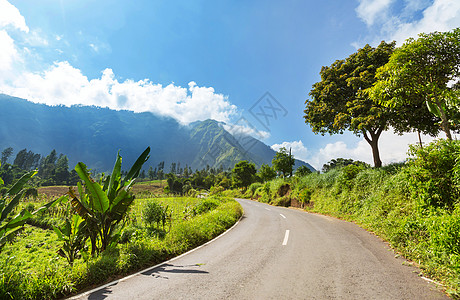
[
  {"xmin": 231, "ymin": 160, "xmax": 256, "ymax": 188},
  {"xmin": 272, "ymin": 147, "xmax": 295, "ymax": 177},
  {"xmin": 295, "ymin": 165, "xmax": 312, "ymax": 177},
  {"xmin": 367, "ymin": 28, "xmax": 460, "ymax": 140},
  {"xmin": 322, "ymin": 158, "xmax": 370, "ymax": 173},
  {"xmin": 258, "ymin": 164, "xmax": 277, "ymax": 182},
  {"xmin": 304, "ymin": 41, "xmax": 437, "ymax": 167}
]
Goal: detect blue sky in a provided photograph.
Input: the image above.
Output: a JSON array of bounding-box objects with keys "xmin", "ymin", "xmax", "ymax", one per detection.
[{"xmin": 1, "ymin": 0, "xmax": 459, "ymax": 169}]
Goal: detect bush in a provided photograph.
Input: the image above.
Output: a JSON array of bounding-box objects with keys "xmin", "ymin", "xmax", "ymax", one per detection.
[
  {"xmin": 210, "ymin": 185, "xmax": 224, "ymax": 196},
  {"xmin": 192, "ymin": 198, "xmax": 220, "ymax": 215},
  {"xmin": 143, "ymin": 200, "xmax": 168, "ymax": 229},
  {"xmin": 245, "ymin": 182, "xmax": 263, "ymax": 198},
  {"xmin": 405, "ymin": 139, "xmax": 460, "ymax": 209}
]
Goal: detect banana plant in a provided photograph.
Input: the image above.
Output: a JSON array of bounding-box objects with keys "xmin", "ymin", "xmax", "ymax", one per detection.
[
  {"xmin": 0, "ymin": 165, "xmax": 62, "ymax": 250},
  {"xmin": 54, "ymin": 214, "xmax": 88, "ymax": 265},
  {"xmin": 69, "ymin": 147, "xmax": 150, "ymax": 255}
]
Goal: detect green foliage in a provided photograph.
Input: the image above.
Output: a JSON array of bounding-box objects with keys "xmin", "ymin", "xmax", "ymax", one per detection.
[
  {"xmin": 69, "ymin": 147, "xmax": 150, "ymax": 255},
  {"xmin": 231, "ymin": 160, "xmax": 256, "ymax": 189},
  {"xmin": 322, "ymin": 158, "xmax": 370, "ymax": 173},
  {"xmin": 305, "ymin": 41, "xmax": 418, "ymax": 168},
  {"xmin": 368, "ymin": 28, "xmax": 460, "ymax": 140},
  {"xmin": 404, "ymin": 139, "xmax": 460, "ymax": 209},
  {"xmin": 258, "ymin": 164, "xmax": 277, "ymax": 182},
  {"xmin": 142, "ymin": 200, "xmax": 170, "ymax": 230},
  {"xmin": 53, "ymin": 214, "xmax": 88, "ymax": 265},
  {"xmin": 0, "ymin": 196, "xmax": 243, "ymax": 299},
  {"xmin": 209, "ymin": 185, "xmax": 224, "ymax": 195},
  {"xmin": 166, "ymin": 173, "xmax": 183, "ymax": 194},
  {"xmin": 192, "ymin": 198, "xmax": 221, "ymax": 215},
  {"xmin": 272, "ymin": 147, "xmax": 295, "ymax": 177},
  {"xmin": 0, "ymin": 170, "xmax": 60, "ymax": 250},
  {"xmin": 295, "ymin": 165, "xmax": 312, "ymax": 177}
]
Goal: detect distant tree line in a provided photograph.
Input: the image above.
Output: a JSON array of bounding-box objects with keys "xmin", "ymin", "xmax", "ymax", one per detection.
[{"xmin": 0, "ymin": 147, "xmax": 79, "ymax": 187}]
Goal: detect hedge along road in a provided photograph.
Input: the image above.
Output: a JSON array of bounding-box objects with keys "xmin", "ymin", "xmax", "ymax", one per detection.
[{"xmin": 70, "ymin": 198, "xmax": 448, "ymax": 300}]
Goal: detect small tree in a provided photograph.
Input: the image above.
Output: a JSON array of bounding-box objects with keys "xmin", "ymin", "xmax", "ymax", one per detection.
[
  {"xmin": 231, "ymin": 160, "xmax": 256, "ymax": 189},
  {"xmin": 69, "ymin": 147, "xmax": 150, "ymax": 255},
  {"xmin": 295, "ymin": 165, "xmax": 312, "ymax": 177},
  {"xmin": 258, "ymin": 164, "xmax": 277, "ymax": 182},
  {"xmin": 272, "ymin": 147, "xmax": 295, "ymax": 177}
]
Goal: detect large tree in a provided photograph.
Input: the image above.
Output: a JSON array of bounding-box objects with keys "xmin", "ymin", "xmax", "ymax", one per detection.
[
  {"xmin": 304, "ymin": 41, "xmax": 436, "ymax": 167},
  {"xmin": 368, "ymin": 29, "xmax": 460, "ymax": 140}
]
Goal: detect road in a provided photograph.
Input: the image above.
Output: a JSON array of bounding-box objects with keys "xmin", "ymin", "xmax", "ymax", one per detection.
[{"xmin": 71, "ymin": 198, "xmax": 448, "ymax": 299}]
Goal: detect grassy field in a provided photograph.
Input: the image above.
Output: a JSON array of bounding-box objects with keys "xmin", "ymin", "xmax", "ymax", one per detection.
[{"xmin": 0, "ymin": 184, "xmax": 242, "ymax": 299}]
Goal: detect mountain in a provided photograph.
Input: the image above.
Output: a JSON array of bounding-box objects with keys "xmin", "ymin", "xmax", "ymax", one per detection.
[{"xmin": 0, "ymin": 94, "xmax": 315, "ymax": 172}]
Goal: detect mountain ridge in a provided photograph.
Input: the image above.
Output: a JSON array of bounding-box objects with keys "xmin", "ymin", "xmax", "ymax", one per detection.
[{"xmin": 0, "ymin": 94, "xmax": 315, "ymax": 172}]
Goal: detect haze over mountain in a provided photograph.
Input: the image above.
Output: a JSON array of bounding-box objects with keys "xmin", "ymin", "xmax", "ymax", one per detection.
[{"xmin": 0, "ymin": 94, "xmax": 315, "ymax": 173}]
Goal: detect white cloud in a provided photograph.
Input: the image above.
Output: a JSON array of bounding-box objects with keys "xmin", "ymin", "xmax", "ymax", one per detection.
[
  {"xmin": 24, "ymin": 29, "xmax": 49, "ymax": 47},
  {"xmin": 0, "ymin": 1, "xmax": 238, "ymax": 125},
  {"xmin": 0, "ymin": 0, "xmax": 29, "ymax": 71},
  {"xmin": 0, "ymin": 30, "xmax": 18, "ymax": 70},
  {"xmin": 0, "ymin": 0, "xmax": 29, "ymax": 32},
  {"xmin": 271, "ymin": 140, "xmax": 309, "ymax": 162},
  {"xmin": 390, "ymin": 0, "xmax": 460, "ymax": 43},
  {"xmin": 355, "ymin": 0, "xmax": 460, "ymax": 45},
  {"xmin": 304, "ymin": 130, "xmax": 443, "ymax": 170},
  {"xmin": 223, "ymin": 118, "xmax": 270, "ymax": 141},
  {"xmin": 356, "ymin": 0, "xmax": 394, "ymax": 26},
  {"xmin": 0, "ymin": 62, "xmax": 238, "ymax": 124}
]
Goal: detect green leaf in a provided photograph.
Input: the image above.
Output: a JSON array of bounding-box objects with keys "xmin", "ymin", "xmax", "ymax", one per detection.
[
  {"xmin": 1, "ymin": 192, "xmax": 23, "ymax": 223},
  {"xmin": 426, "ymin": 100, "xmax": 442, "ymax": 118},
  {"xmin": 53, "ymin": 226, "xmax": 63, "ymax": 240},
  {"xmin": 4, "ymin": 210, "xmax": 33, "ymax": 230},
  {"xmin": 108, "ymin": 151, "xmax": 122, "ymax": 201},
  {"xmin": 6, "ymin": 170, "xmax": 37, "ymax": 196},
  {"xmin": 124, "ymin": 147, "xmax": 150, "ymax": 184},
  {"xmin": 75, "ymin": 162, "xmax": 109, "ymax": 213},
  {"xmin": 32, "ymin": 195, "xmax": 67, "ymax": 215}
]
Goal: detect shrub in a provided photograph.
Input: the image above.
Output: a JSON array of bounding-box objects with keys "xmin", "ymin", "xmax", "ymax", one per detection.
[
  {"xmin": 405, "ymin": 139, "xmax": 460, "ymax": 209},
  {"xmin": 210, "ymin": 185, "xmax": 224, "ymax": 196},
  {"xmin": 192, "ymin": 198, "xmax": 220, "ymax": 215},
  {"xmin": 245, "ymin": 182, "xmax": 263, "ymax": 198},
  {"xmin": 142, "ymin": 200, "xmax": 168, "ymax": 229}
]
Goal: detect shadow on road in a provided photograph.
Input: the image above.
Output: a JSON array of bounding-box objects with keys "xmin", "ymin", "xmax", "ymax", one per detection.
[
  {"xmin": 87, "ymin": 282, "xmax": 118, "ymax": 300},
  {"xmin": 141, "ymin": 263, "xmax": 209, "ymax": 278}
]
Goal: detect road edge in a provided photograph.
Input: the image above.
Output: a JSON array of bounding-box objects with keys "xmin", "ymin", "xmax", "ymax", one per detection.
[{"xmin": 67, "ymin": 212, "xmax": 244, "ymax": 299}]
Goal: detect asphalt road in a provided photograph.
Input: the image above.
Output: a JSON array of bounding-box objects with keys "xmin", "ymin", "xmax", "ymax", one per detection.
[{"xmin": 71, "ymin": 198, "xmax": 448, "ymax": 299}]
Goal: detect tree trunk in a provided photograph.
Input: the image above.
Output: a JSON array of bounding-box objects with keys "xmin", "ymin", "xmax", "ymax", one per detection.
[
  {"xmin": 363, "ymin": 128, "xmax": 383, "ymax": 168},
  {"xmin": 435, "ymin": 99, "xmax": 452, "ymax": 140}
]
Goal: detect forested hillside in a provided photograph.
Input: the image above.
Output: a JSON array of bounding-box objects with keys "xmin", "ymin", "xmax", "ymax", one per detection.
[{"xmin": 0, "ymin": 94, "xmax": 315, "ymax": 172}]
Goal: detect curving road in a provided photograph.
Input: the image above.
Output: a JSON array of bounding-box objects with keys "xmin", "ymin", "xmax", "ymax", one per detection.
[{"xmin": 71, "ymin": 199, "xmax": 448, "ymax": 299}]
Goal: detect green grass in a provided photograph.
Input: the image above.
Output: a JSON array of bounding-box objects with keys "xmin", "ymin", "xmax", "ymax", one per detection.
[{"xmin": 0, "ymin": 195, "xmax": 242, "ymax": 299}]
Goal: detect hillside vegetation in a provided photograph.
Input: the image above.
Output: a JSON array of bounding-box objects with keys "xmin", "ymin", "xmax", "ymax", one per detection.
[
  {"xmin": 242, "ymin": 139, "xmax": 460, "ymax": 297},
  {"xmin": 0, "ymin": 94, "xmax": 314, "ymax": 172}
]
